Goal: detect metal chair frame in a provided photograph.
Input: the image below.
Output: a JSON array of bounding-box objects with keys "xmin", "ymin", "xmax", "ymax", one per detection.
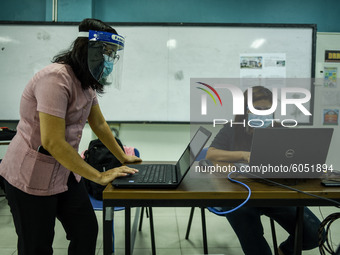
[{"xmin": 185, "ymin": 207, "xmax": 279, "ymax": 255}]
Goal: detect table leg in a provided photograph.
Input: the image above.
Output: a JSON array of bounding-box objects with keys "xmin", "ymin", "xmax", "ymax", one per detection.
[
  {"xmin": 293, "ymin": 206, "xmax": 304, "ymax": 255},
  {"xmin": 125, "ymin": 207, "xmax": 131, "ymax": 255},
  {"xmin": 103, "ymin": 207, "xmax": 114, "ymax": 255},
  {"xmin": 148, "ymin": 207, "xmax": 156, "ymax": 255},
  {"xmin": 200, "ymin": 207, "xmax": 208, "ymax": 255},
  {"xmin": 131, "ymin": 207, "xmax": 141, "ymax": 253}
]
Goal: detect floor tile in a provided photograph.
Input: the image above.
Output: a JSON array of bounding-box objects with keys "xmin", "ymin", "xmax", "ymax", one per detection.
[
  {"xmin": 99, "ymin": 248, "xmax": 182, "ymax": 255},
  {"xmin": 180, "ymin": 247, "xmax": 244, "ymax": 255},
  {"xmin": 0, "ymin": 215, "xmax": 18, "ymax": 248},
  {"xmin": 113, "ymin": 212, "xmax": 181, "ymax": 250},
  {"xmin": 0, "ymin": 197, "xmax": 11, "ymax": 216},
  {"xmin": 0, "ymin": 248, "xmax": 16, "ymax": 255},
  {"xmin": 176, "ymin": 210, "xmax": 240, "ymax": 249}
]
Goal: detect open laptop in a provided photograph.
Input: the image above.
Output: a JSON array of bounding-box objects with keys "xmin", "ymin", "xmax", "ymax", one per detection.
[
  {"xmin": 235, "ymin": 128, "xmax": 334, "ymax": 179},
  {"xmin": 112, "ymin": 126, "xmax": 212, "ymax": 188}
]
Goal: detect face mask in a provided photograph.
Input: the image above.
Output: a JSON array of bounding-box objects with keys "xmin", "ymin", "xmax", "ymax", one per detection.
[
  {"xmin": 102, "ymin": 54, "xmax": 114, "ymax": 78},
  {"xmin": 248, "ymin": 113, "xmax": 274, "ymax": 128}
]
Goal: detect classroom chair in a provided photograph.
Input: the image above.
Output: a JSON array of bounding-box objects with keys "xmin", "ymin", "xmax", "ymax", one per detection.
[
  {"xmin": 185, "ymin": 207, "xmax": 279, "ymax": 255},
  {"xmin": 186, "ymin": 151, "xmax": 279, "ymax": 255},
  {"xmin": 88, "ymin": 148, "xmax": 156, "ymax": 255}
]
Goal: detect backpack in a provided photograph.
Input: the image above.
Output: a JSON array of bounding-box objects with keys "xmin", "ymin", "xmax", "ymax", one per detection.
[{"xmin": 83, "ymin": 138, "xmax": 124, "ymax": 200}]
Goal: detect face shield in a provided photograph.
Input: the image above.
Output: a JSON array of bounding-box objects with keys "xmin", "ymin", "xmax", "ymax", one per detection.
[{"xmin": 80, "ymin": 30, "xmax": 125, "ymax": 89}]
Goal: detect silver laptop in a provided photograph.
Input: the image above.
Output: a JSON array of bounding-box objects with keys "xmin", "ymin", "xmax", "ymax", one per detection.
[
  {"xmin": 236, "ymin": 128, "xmax": 333, "ymax": 179},
  {"xmin": 112, "ymin": 126, "xmax": 212, "ymax": 188}
]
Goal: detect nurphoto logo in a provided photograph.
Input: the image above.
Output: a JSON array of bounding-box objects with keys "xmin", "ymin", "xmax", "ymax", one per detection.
[{"xmin": 194, "ymin": 80, "xmax": 312, "ymax": 128}]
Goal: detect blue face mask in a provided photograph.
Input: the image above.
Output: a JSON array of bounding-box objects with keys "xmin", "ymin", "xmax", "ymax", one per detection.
[
  {"xmin": 102, "ymin": 55, "xmax": 114, "ymax": 78},
  {"xmin": 248, "ymin": 113, "xmax": 274, "ymax": 128}
]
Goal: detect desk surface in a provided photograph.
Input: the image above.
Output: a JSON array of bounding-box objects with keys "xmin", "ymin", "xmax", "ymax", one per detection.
[
  {"xmin": 103, "ymin": 162, "xmax": 340, "ymax": 206},
  {"xmin": 102, "ymin": 161, "xmax": 340, "ymax": 255}
]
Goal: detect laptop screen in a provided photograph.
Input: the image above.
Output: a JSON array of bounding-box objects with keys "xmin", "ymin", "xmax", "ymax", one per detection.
[
  {"xmin": 176, "ymin": 127, "xmax": 212, "ymax": 180},
  {"xmin": 249, "ymin": 128, "xmax": 333, "ymax": 179}
]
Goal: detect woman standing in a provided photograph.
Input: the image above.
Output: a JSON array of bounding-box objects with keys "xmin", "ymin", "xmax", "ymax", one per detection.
[{"xmin": 0, "ymin": 18, "xmax": 140, "ymax": 255}]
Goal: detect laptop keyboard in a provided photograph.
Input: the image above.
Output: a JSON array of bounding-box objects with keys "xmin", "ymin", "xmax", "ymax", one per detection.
[{"xmin": 137, "ymin": 165, "xmax": 176, "ymax": 183}]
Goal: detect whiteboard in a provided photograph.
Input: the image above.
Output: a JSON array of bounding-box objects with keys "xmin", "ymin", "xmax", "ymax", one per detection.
[{"xmin": 0, "ymin": 23, "xmax": 315, "ymax": 122}]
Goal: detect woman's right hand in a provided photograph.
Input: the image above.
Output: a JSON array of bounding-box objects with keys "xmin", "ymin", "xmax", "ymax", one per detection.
[{"xmin": 96, "ymin": 166, "xmax": 138, "ymax": 186}]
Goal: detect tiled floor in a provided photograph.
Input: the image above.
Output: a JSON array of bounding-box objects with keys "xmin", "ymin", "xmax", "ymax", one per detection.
[{"xmin": 0, "ymin": 192, "xmax": 339, "ymax": 255}]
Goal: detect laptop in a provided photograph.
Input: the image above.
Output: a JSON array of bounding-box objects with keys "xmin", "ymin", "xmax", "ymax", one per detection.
[
  {"xmin": 235, "ymin": 128, "xmax": 334, "ymax": 179},
  {"xmin": 112, "ymin": 126, "xmax": 212, "ymax": 188}
]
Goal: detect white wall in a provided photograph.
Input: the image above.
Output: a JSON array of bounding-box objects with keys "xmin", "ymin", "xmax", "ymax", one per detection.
[
  {"xmin": 79, "ymin": 123, "xmax": 219, "ymax": 162},
  {"xmin": 79, "ymin": 123, "xmax": 191, "ymax": 161},
  {"xmin": 314, "ymin": 33, "xmax": 340, "ymax": 171}
]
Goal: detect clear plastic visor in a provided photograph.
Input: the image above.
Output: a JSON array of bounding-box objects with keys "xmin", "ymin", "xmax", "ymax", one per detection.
[{"xmin": 86, "ymin": 30, "xmax": 125, "ymax": 88}]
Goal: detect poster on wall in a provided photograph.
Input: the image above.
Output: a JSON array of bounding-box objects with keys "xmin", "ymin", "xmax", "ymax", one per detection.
[
  {"xmin": 324, "ymin": 67, "xmax": 337, "ymax": 88},
  {"xmin": 323, "ymin": 109, "xmax": 339, "ymax": 125},
  {"xmin": 239, "ymin": 53, "xmax": 286, "ymax": 89},
  {"xmin": 240, "ymin": 53, "xmax": 286, "ymax": 78}
]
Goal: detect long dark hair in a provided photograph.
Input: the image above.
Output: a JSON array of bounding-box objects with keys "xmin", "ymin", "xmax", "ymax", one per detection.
[
  {"xmin": 52, "ymin": 18, "xmax": 117, "ymax": 93},
  {"xmin": 233, "ymin": 86, "xmax": 274, "ymax": 150}
]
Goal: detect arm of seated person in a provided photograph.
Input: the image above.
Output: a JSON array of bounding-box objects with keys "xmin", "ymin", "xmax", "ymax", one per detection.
[{"xmin": 206, "ymin": 147, "xmax": 250, "ymax": 163}]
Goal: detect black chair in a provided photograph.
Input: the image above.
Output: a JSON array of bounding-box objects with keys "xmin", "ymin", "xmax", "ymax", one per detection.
[{"xmin": 185, "ymin": 207, "xmax": 279, "ymax": 255}]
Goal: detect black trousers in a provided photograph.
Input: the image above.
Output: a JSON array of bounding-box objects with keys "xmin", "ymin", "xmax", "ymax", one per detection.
[{"xmin": 4, "ymin": 174, "xmax": 98, "ymax": 255}]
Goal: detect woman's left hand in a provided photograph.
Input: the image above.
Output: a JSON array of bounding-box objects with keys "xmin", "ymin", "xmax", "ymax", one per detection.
[{"xmin": 123, "ymin": 155, "xmax": 142, "ymax": 164}]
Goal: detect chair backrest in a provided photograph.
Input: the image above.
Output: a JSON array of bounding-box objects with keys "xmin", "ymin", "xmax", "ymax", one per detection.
[
  {"xmin": 134, "ymin": 148, "xmax": 140, "ymax": 157},
  {"xmin": 123, "ymin": 146, "xmax": 140, "ymax": 158},
  {"xmin": 195, "ymin": 147, "xmax": 208, "ymax": 161}
]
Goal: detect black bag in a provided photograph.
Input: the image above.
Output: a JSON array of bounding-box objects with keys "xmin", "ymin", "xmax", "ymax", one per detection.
[
  {"xmin": 0, "ymin": 127, "xmax": 16, "ymax": 141},
  {"xmin": 84, "ymin": 138, "xmax": 124, "ymax": 200}
]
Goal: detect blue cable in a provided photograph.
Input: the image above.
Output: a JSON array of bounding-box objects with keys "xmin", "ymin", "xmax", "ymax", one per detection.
[{"xmin": 207, "ymin": 171, "xmax": 251, "ymax": 215}]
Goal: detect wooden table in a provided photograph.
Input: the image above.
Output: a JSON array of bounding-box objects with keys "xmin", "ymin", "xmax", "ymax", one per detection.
[{"xmin": 102, "ymin": 162, "xmax": 340, "ymax": 255}]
